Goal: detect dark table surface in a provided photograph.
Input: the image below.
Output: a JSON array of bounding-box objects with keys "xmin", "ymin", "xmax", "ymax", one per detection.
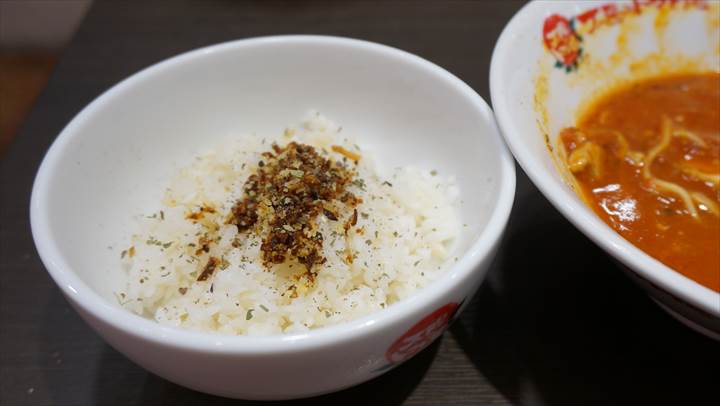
[{"xmin": 2, "ymin": 1, "xmax": 719, "ymax": 405}]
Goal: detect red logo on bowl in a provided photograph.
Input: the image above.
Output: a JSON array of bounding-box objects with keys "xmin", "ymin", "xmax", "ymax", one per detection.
[
  {"xmin": 385, "ymin": 302, "xmax": 460, "ymax": 364},
  {"xmin": 542, "ymin": 0, "xmax": 709, "ymax": 72},
  {"xmin": 542, "ymin": 14, "xmax": 583, "ymax": 72}
]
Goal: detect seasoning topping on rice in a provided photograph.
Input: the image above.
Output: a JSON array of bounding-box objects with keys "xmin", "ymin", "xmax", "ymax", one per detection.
[
  {"xmin": 229, "ymin": 142, "xmax": 361, "ymax": 279},
  {"xmin": 119, "ymin": 114, "xmax": 461, "ymax": 335}
]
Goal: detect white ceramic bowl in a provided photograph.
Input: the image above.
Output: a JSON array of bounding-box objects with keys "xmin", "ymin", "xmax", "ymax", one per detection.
[
  {"xmin": 491, "ymin": 1, "xmax": 720, "ymax": 338},
  {"xmin": 31, "ymin": 36, "xmax": 515, "ymax": 399}
]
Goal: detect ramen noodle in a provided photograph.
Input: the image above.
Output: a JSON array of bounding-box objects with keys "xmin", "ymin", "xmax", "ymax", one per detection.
[{"xmin": 558, "ymin": 73, "xmax": 720, "ymax": 292}]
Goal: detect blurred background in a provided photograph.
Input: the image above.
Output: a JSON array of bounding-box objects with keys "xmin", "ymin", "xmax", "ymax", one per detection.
[{"xmin": 0, "ymin": 0, "xmax": 91, "ymax": 156}]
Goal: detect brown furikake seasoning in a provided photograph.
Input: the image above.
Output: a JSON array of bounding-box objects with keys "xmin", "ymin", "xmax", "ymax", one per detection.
[
  {"xmin": 197, "ymin": 257, "xmax": 219, "ymax": 281},
  {"xmin": 228, "ymin": 142, "xmax": 361, "ymax": 280}
]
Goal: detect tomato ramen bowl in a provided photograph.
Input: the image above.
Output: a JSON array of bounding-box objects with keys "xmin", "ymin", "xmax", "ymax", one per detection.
[{"xmin": 491, "ymin": 0, "xmax": 720, "ymax": 338}]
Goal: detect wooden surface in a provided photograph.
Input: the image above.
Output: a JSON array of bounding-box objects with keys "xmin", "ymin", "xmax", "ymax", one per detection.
[
  {"xmin": 1, "ymin": 1, "xmax": 719, "ymax": 405},
  {"xmin": 0, "ymin": 53, "xmax": 57, "ymax": 156}
]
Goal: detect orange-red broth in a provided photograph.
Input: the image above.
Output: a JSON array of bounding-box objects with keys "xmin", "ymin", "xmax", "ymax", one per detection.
[{"xmin": 559, "ymin": 73, "xmax": 719, "ymax": 292}]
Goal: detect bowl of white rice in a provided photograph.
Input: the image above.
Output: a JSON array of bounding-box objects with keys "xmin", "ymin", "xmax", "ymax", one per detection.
[{"xmin": 31, "ymin": 36, "xmax": 515, "ymax": 399}]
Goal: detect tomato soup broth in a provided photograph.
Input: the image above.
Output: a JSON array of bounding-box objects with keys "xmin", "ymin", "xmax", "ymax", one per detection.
[{"xmin": 559, "ymin": 73, "xmax": 720, "ymax": 291}]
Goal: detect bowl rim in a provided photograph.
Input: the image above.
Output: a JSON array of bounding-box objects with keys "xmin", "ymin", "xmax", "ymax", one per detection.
[
  {"xmin": 489, "ymin": 0, "xmax": 720, "ymax": 317},
  {"xmin": 31, "ymin": 35, "xmax": 517, "ymax": 353}
]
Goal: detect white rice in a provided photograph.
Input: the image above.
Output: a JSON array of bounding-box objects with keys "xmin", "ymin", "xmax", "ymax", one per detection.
[{"xmin": 118, "ymin": 113, "xmax": 460, "ymax": 335}]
